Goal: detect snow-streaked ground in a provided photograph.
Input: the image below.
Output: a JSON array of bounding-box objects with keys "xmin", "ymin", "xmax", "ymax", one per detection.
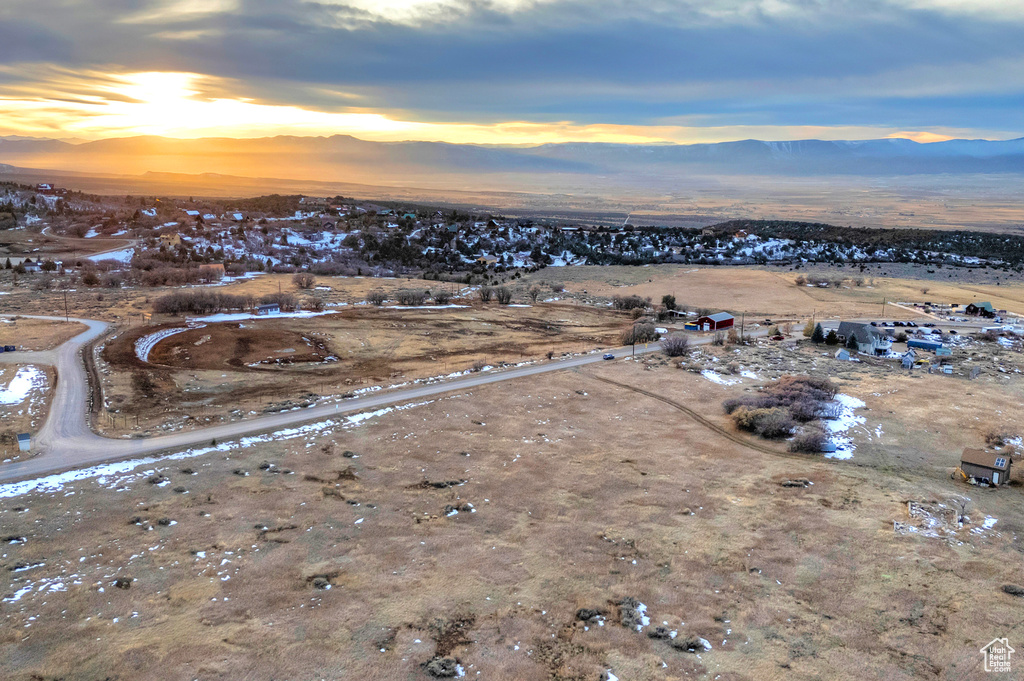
[
  {"xmin": 88, "ymin": 247, "xmax": 134, "ymax": 263},
  {"xmin": 0, "ymin": 366, "xmax": 45, "ymax": 405},
  {"xmin": 824, "ymin": 394, "xmax": 867, "ymax": 460},
  {"xmin": 0, "ymin": 399, "xmax": 434, "ymax": 499}
]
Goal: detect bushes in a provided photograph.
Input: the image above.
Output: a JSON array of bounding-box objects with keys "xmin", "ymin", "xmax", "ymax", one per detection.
[
  {"xmin": 723, "ymin": 375, "xmax": 845, "ymax": 449},
  {"xmin": 293, "ymin": 273, "xmax": 316, "ymax": 289},
  {"xmin": 478, "ymin": 286, "xmax": 493, "ymax": 302},
  {"xmin": 495, "ymin": 286, "xmax": 513, "ymax": 305},
  {"xmin": 366, "ymin": 290, "xmax": 387, "ymax": 306},
  {"xmin": 153, "ymin": 291, "xmax": 249, "ymax": 315},
  {"xmin": 433, "ymin": 290, "xmax": 451, "ymax": 305},
  {"xmin": 395, "ymin": 289, "xmax": 427, "ymax": 306},
  {"xmin": 661, "ymin": 334, "xmax": 690, "ymax": 357},
  {"xmin": 789, "ymin": 428, "xmax": 828, "ymax": 453},
  {"xmin": 620, "ymin": 323, "xmax": 660, "ymax": 345},
  {"xmin": 612, "ymin": 295, "xmax": 649, "ymax": 311},
  {"xmin": 732, "ymin": 407, "xmax": 794, "ymax": 439},
  {"xmin": 259, "ymin": 292, "xmax": 297, "ymax": 311}
]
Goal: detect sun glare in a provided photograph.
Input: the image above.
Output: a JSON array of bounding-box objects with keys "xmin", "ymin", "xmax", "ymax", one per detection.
[{"xmin": 0, "ymin": 69, "xmax": 979, "ymax": 146}]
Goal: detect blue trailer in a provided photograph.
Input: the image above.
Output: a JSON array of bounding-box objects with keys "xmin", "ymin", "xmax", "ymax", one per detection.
[{"xmin": 907, "ymin": 338, "xmax": 943, "ymax": 351}]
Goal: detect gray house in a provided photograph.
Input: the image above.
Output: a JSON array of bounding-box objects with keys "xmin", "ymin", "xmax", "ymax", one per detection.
[
  {"xmin": 837, "ymin": 322, "xmax": 892, "ymax": 356},
  {"xmin": 901, "ymin": 349, "xmax": 916, "ymax": 369}
]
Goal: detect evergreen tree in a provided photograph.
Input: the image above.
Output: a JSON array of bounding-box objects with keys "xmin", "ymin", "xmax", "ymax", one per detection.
[
  {"xmin": 811, "ymin": 323, "xmax": 825, "ymax": 344},
  {"xmin": 846, "ymin": 333, "xmax": 859, "ymax": 351},
  {"xmin": 825, "ymin": 330, "xmax": 839, "ymax": 346}
]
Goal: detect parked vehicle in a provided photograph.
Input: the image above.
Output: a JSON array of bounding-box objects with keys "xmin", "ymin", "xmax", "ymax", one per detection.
[
  {"xmin": 603, "ymin": 353, "xmax": 615, "ymax": 360},
  {"xmin": 3, "ymin": 345, "xmax": 14, "ymax": 352}
]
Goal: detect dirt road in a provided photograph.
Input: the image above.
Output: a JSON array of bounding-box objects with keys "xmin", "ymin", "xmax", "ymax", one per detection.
[{"xmin": 0, "ymin": 313, "xmax": 772, "ymax": 483}]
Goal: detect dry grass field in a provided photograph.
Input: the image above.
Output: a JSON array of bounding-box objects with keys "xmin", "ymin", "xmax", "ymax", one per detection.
[
  {"xmin": 95, "ymin": 301, "xmax": 629, "ymax": 436},
  {"xmin": 526, "ymin": 265, "xmax": 1024, "ymax": 318},
  {"xmin": 0, "ymin": 317, "xmax": 86, "ymax": 351},
  {"xmin": 2, "ymin": 350, "xmax": 1023, "ymax": 680},
  {"xmin": 0, "ymin": 364, "xmax": 53, "ymax": 461}
]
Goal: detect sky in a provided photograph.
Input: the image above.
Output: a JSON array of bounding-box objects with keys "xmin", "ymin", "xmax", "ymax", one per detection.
[{"xmin": 0, "ymin": 0, "xmax": 1022, "ymax": 145}]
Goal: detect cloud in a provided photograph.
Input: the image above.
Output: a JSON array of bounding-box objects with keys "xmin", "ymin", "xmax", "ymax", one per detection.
[{"xmin": 0, "ymin": 0, "xmax": 1020, "ymax": 142}]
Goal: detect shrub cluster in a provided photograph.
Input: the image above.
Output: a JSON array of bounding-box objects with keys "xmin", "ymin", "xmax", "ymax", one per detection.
[
  {"xmin": 396, "ymin": 289, "xmax": 427, "ymax": 306},
  {"xmin": 153, "ymin": 291, "xmax": 250, "ymax": 315},
  {"xmin": 732, "ymin": 407, "xmax": 794, "ymax": 439},
  {"xmin": 611, "ymin": 295, "xmax": 649, "ymax": 310},
  {"xmin": 723, "ymin": 375, "xmax": 837, "ymax": 422},
  {"xmin": 621, "ymin": 322, "xmax": 660, "ymax": 345},
  {"xmin": 661, "ymin": 334, "xmax": 690, "ymax": 357}
]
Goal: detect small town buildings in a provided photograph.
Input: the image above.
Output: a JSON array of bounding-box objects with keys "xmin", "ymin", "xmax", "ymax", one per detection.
[
  {"xmin": 936, "ymin": 346, "xmax": 952, "ymax": 357},
  {"xmin": 901, "ymin": 349, "xmax": 916, "ymax": 369},
  {"xmin": 696, "ymin": 312, "xmax": 734, "ymax": 331},
  {"xmin": 966, "ymin": 301, "xmax": 996, "ymax": 317},
  {"xmin": 21, "ymin": 259, "xmax": 41, "ymax": 273},
  {"xmin": 159, "ymin": 233, "xmax": 182, "ymax": 247},
  {"xmin": 960, "ymin": 448, "xmax": 1011, "ymax": 486},
  {"xmin": 837, "ymin": 321, "xmax": 892, "ymax": 356}
]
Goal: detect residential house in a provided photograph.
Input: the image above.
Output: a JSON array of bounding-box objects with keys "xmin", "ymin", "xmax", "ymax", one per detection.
[
  {"xmin": 966, "ymin": 301, "xmax": 995, "ymax": 317},
  {"xmin": 901, "ymin": 349, "xmax": 916, "ymax": 369},
  {"xmin": 836, "ymin": 321, "xmax": 892, "ymax": 356},
  {"xmin": 159, "ymin": 233, "xmax": 182, "ymax": 248},
  {"xmin": 960, "ymin": 449, "xmax": 1011, "ymax": 486},
  {"xmin": 256, "ymin": 303, "xmax": 280, "ymax": 316}
]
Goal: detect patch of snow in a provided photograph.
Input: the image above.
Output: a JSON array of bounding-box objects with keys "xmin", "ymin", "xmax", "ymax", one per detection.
[
  {"xmin": 701, "ymin": 370, "xmax": 741, "ymax": 386},
  {"xmin": 88, "ymin": 247, "xmax": 134, "ymax": 263},
  {"xmin": 0, "ymin": 366, "xmax": 45, "ymax": 405},
  {"xmin": 188, "ymin": 310, "xmax": 339, "ymax": 323},
  {"xmin": 823, "ymin": 394, "xmax": 866, "ymax": 459},
  {"xmin": 134, "ymin": 327, "xmax": 194, "ymax": 363}
]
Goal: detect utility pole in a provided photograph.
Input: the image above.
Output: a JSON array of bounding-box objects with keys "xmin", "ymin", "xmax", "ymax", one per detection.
[
  {"xmin": 741, "ymin": 311, "xmax": 745, "ymax": 341},
  {"xmin": 881, "ymin": 297, "xmax": 886, "ymax": 317},
  {"xmin": 63, "ymin": 289, "xmax": 69, "ymax": 323}
]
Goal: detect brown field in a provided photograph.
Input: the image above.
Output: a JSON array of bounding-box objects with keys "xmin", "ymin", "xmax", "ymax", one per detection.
[
  {"xmin": 526, "ymin": 265, "xmax": 1024, "ymax": 318},
  {"xmin": 2, "ymin": 346, "xmax": 1023, "ymax": 680},
  {"xmin": 0, "ymin": 364, "xmax": 54, "ymax": 462},
  {"xmin": 0, "ymin": 317, "xmax": 86, "ymax": 351},
  {"xmin": 95, "ymin": 302, "xmax": 630, "ymax": 436}
]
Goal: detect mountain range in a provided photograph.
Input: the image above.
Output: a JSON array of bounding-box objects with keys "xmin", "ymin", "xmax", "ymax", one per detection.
[{"xmin": 1, "ymin": 135, "xmax": 1022, "ymax": 189}]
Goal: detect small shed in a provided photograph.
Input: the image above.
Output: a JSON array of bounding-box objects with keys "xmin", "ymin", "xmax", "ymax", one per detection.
[
  {"xmin": 17, "ymin": 433, "xmax": 30, "ymax": 452},
  {"xmin": 834, "ymin": 349, "xmax": 851, "ymax": 361},
  {"xmin": 256, "ymin": 303, "xmax": 280, "ymax": 316},
  {"xmin": 901, "ymin": 349, "xmax": 916, "ymax": 369},
  {"xmin": 960, "ymin": 448, "xmax": 1011, "ymax": 486},
  {"xmin": 936, "ymin": 347, "xmax": 952, "ymax": 357},
  {"xmin": 696, "ymin": 312, "xmax": 734, "ymax": 332}
]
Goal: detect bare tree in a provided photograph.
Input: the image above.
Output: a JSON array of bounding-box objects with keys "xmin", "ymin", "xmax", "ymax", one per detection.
[
  {"xmin": 528, "ymin": 286, "xmax": 541, "ymax": 302},
  {"xmin": 495, "ymin": 286, "xmax": 513, "ymax": 305},
  {"xmin": 478, "ymin": 286, "xmax": 494, "ymax": 303},
  {"xmin": 396, "ymin": 289, "xmax": 427, "ymax": 306},
  {"xmin": 433, "ymin": 290, "xmax": 451, "ymax": 305},
  {"xmin": 366, "ymin": 289, "xmax": 387, "ymax": 306},
  {"xmin": 661, "ymin": 334, "xmax": 690, "ymax": 357},
  {"xmin": 293, "ymin": 273, "xmax": 316, "ymax": 289}
]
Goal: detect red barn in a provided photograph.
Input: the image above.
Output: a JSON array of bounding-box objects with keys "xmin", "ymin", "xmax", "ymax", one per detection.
[{"xmin": 696, "ymin": 312, "xmax": 734, "ymax": 331}]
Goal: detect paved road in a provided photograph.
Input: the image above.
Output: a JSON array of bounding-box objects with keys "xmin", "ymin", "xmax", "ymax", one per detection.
[{"xmin": 5, "ymin": 313, "xmax": 738, "ymax": 483}]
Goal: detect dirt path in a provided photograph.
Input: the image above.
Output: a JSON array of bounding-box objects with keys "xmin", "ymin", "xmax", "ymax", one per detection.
[
  {"xmin": 583, "ymin": 373, "xmax": 801, "ymax": 458},
  {"xmin": 0, "ymin": 313, "xmax": 784, "ymax": 483}
]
